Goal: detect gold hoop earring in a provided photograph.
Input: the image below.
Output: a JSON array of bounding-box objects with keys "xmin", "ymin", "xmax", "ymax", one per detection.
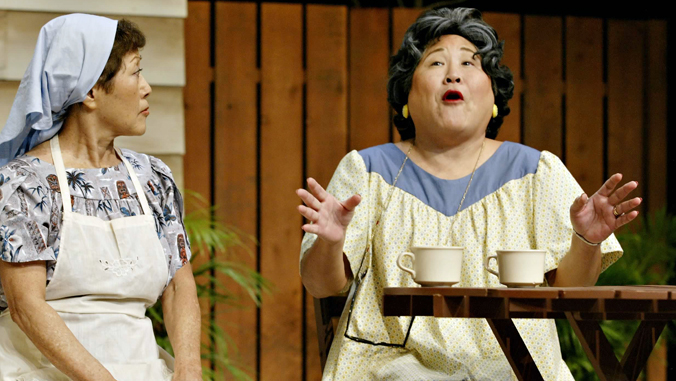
[
  {"xmin": 402, "ymin": 104, "xmax": 409, "ymax": 119},
  {"xmin": 492, "ymin": 104, "xmax": 498, "ymax": 118}
]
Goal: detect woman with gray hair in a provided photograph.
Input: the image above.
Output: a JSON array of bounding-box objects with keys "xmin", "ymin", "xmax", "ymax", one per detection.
[{"xmin": 296, "ymin": 7, "xmax": 640, "ymax": 380}]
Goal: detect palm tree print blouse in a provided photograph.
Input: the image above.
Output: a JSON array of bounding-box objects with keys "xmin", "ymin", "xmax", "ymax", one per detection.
[{"xmin": 0, "ymin": 150, "xmax": 191, "ymax": 311}]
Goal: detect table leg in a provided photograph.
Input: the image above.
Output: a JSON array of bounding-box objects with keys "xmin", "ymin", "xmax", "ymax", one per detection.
[
  {"xmin": 564, "ymin": 312, "xmax": 628, "ymax": 381},
  {"xmin": 620, "ymin": 320, "xmax": 666, "ymax": 380},
  {"xmin": 486, "ymin": 318, "xmax": 544, "ymax": 381}
]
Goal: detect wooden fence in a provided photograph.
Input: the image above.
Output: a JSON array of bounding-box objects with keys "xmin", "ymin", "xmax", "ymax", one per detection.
[{"xmin": 183, "ymin": 3, "xmax": 668, "ymax": 380}]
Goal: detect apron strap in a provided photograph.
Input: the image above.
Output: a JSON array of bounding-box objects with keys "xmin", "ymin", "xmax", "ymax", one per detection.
[
  {"xmin": 50, "ymin": 136, "xmax": 153, "ymax": 217},
  {"xmin": 50, "ymin": 136, "xmax": 73, "ymax": 217},
  {"xmin": 115, "ymin": 147, "xmax": 152, "ymax": 216}
]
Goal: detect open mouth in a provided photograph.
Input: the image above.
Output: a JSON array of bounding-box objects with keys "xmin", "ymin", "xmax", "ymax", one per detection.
[{"xmin": 442, "ymin": 90, "xmax": 464, "ymax": 101}]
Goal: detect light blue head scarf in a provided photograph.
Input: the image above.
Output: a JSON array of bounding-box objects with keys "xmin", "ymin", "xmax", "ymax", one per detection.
[{"xmin": 0, "ymin": 13, "xmax": 117, "ymax": 166}]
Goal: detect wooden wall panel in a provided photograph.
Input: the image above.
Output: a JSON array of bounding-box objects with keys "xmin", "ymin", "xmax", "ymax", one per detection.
[
  {"xmin": 565, "ymin": 17, "xmax": 604, "ymax": 195},
  {"xmin": 214, "ymin": 2, "xmax": 259, "ymax": 378},
  {"xmin": 0, "ymin": 11, "xmax": 185, "ymax": 86},
  {"xmin": 0, "ymin": 11, "xmax": 6, "ymax": 71},
  {"xmin": 391, "ymin": 8, "xmax": 420, "ymax": 52},
  {"xmin": 306, "ymin": 5, "xmax": 348, "ymax": 184},
  {"xmin": 0, "ymin": 12, "xmax": 66, "ymax": 80},
  {"xmin": 183, "ymin": 2, "xmax": 211, "ymax": 206},
  {"xmin": 523, "ymin": 16, "xmax": 562, "ymax": 156},
  {"xmin": 645, "ymin": 22, "xmax": 668, "ymax": 380},
  {"xmin": 483, "ymin": 12, "xmax": 522, "ymax": 144},
  {"xmin": 182, "ymin": 1, "xmax": 211, "ymax": 371},
  {"xmin": 260, "ymin": 3, "xmax": 304, "ymax": 380},
  {"xmin": 0, "ymin": 0, "xmax": 187, "ymax": 18},
  {"xmin": 390, "ymin": 8, "xmax": 422, "ymax": 143},
  {"xmin": 0, "ymin": 81, "xmax": 18, "ymax": 128},
  {"xmin": 125, "ymin": 16, "xmax": 186, "ymax": 87},
  {"xmin": 349, "ymin": 8, "xmax": 390, "ymax": 150},
  {"xmin": 645, "ymin": 20, "xmax": 667, "ymax": 214},
  {"xmin": 305, "ymin": 5, "xmax": 348, "ymax": 380},
  {"xmin": 608, "ymin": 20, "xmax": 645, "ymax": 216}
]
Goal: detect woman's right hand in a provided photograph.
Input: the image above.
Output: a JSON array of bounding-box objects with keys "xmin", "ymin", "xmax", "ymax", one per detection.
[{"xmin": 296, "ymin": 177, "xmax": 361, "ymax": 245}]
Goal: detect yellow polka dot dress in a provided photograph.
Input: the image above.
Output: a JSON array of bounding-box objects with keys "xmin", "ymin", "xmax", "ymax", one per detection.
[{"xmin": 300, "ymin": 142, "xmax": 622, "ymax": 381}]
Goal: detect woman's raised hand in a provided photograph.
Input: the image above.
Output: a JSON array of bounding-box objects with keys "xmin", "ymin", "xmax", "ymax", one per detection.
[
  {"xmin": 296, "ymin": 178, "xmax": 361, "ymax": 245},
  {"xmin": 569, "ymin": 173, "xmax": 642, "ymax": 244}
]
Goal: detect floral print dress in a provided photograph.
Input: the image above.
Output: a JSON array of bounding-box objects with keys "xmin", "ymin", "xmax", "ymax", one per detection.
[{"xmin": 0, "ymin": 150, "xmax": 191, "ymax": 312}]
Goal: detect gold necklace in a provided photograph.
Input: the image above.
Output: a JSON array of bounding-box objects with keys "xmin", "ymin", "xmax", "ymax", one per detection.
[
  {"xmin": 399, "ymin": 139, "xmax": 486, "ymax": 247},
  {"xmin": 348, "ymin": 139, "xmax": 486, "ymax": 347},
  {"xmin": 384, "ymin": 139, "xmax": 486, "ymax": 218}
]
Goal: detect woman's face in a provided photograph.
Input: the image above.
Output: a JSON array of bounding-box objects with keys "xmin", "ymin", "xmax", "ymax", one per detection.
[
  {"xmin": 95, "ymin": 51, "xmax": 152, "ymax": 136},
  {"xmin": 407, "ymin": 34, "xmax": 494, "ymax": 143}
]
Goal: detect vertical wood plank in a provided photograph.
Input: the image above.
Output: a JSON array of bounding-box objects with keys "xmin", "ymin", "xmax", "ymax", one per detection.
[
  {"xmin": 349, "ymin": 8, "xmax": 390, "ymax": 150},
  {"xmin": 523, "ymin": 16, "xmax": 562, "ymax": 156},
  {"xmin": 391, "ymin": 8, "xmax": 420, "ymax": 52},
  {"xmin": 184, "ymin": 2, "xmax": 212, "ymax": 208},
  {"xmin": 214, "ymin": 2, "xmax": 258, "ymax": 378},
  {"xmin": 260, "ymin": 3, "xmax": 303, "ymax": 380},
  {"xmin": 307, "ymin": 5, "xmax": 349, "ymax": 186},
  {"xmin": 645, "ymin": 20, "xmax": 667, "ymax": 215},
  {"xmin": 644, "ymin": 20, "xmax": 668, "ymax": 381},
  {"xmin": 483, "ymin": 12, "xmax": 522, "ymax": 144},
  {"xmin": 608, "ymin": 20, "xmax": 644, "ymax": 216},
  {"xmin": 390, "ymin": 8, "xmax": 422, "ymax": 143},
  {"xmin": 305, "ymin": 5, "xmax": 348, "ymax": 378},
  {"xmin": 565, "ymin": 17, "xmax": 604, "ymax": 195},
  {"xmin": 183, "ymin": 2, "xmax": 211, "ymax": 371}
]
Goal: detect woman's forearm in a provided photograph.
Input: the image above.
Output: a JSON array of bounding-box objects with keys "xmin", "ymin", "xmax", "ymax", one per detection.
[
  {"xmin": 10, "ymin": 298, "xmax": 115, "ymax": 381},
  {"xmin": 162, "ymin": 264, "xmax": 202, "ymax": 379},
  {"xmin": 300, "ymin": 238, "xmax": 352, "ymax": 298},
  {"xmin": 548, "ymin": 233, "xmax": 602, "ymax": 287}
]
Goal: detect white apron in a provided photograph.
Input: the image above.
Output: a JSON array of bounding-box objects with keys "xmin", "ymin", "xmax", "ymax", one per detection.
[{"xmin": 0, "ymin": 136, "xmax": 174, "ymax": 380}]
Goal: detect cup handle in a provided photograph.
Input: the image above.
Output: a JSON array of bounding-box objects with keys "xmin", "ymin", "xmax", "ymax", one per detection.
[
  {"xmin": 397, "ymin": 252, "xmax": 416, "ymax": 279},
  {"xmin": 485, "ymin": 255, "xmax": 499, "ymax": 277}
]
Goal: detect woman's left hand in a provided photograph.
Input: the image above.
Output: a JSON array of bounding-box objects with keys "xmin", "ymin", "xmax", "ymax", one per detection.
[{"xmin": 569, "ymin": 173, "xmax": 642, "ymax": 244}]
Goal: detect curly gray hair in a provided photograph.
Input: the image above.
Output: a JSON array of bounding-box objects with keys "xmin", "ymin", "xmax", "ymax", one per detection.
[{"xmin": 387, "ymin": 7, "xmax": 514, "ymax": 140}]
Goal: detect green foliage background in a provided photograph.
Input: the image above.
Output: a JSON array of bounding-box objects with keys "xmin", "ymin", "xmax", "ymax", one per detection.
[{"xmin": 147, "ymin": 192, "xmax": 271, "ymax": 380}]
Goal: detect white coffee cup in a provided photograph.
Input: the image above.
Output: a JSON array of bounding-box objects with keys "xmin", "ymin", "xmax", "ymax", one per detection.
[
  {"xmin": 396, "ymin": 246, "xmax": 464, "ymax": 287},
  {"xmin": 484, "ymin": 249, "xmax": 546, "ymax": 287}
]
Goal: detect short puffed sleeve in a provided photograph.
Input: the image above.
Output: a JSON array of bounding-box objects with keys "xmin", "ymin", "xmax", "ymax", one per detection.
[
  {"xmin": 299, "ymin": 151, "xmax": 371, "ymax": 289},
  {"xmin": 146, "ymin": 155, "xmax": 192, "ymax": 286},
  {"xmin": 532, "ymin": 151, "xmax": 622, "ymax": 273},
  {"xmin": 0, "ymin": 160, "xmax": 56, "ymax": 265}
]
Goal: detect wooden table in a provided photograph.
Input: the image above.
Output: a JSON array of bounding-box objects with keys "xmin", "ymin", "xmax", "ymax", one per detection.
[{"xmin": 383, "ymin": 286, "xmax": 676, "ymax": 381}]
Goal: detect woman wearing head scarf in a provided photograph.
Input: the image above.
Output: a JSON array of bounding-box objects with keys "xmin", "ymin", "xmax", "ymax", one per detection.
[
  {"xmin": 0, "ymin": 14, "xmax": 201, "ymax": 381},
  {"xmin": 297, "ymin": 8, "xmax": 641, "ymax": 380}
]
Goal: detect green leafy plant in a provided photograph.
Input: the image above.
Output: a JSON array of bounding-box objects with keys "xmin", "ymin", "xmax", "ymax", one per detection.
[
  {"xmin": 147, "ymin": 191, "xmax": 272, "ymax": 380},
  {"xmin": 558, "ymin": 208, "xmax": 676, "ymax": 380}
]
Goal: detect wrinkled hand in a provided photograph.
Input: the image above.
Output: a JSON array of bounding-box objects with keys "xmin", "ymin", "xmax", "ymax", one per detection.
[
  {"xmin": 296, "ymin": 177, "xmax": 361, "ymax": 245},
  {"xmin": 570, "ymin": 173, "xmax": 642, "ymax": 244}
]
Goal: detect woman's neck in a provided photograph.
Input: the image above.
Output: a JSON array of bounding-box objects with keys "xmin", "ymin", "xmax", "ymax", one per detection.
[
  {"xmin": 57, "ymin": 116, "xmax": 120, "ymax": 168},
  {"xmin": 27, "ymin": 112, "xmax": 121, "ymax": 169},
  {"xmin": 397, "ymin": 134, "xmax": 501, "ymax": 180}
]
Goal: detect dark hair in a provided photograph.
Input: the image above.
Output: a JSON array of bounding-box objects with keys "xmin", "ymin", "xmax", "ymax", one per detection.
[
  {"xmin": 95, "ymin": 19, "xmax": 146, "ymax": 93},
  {"xmin": 387, "ymin": 7, "xmax": 514, "ymax": 140}
]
